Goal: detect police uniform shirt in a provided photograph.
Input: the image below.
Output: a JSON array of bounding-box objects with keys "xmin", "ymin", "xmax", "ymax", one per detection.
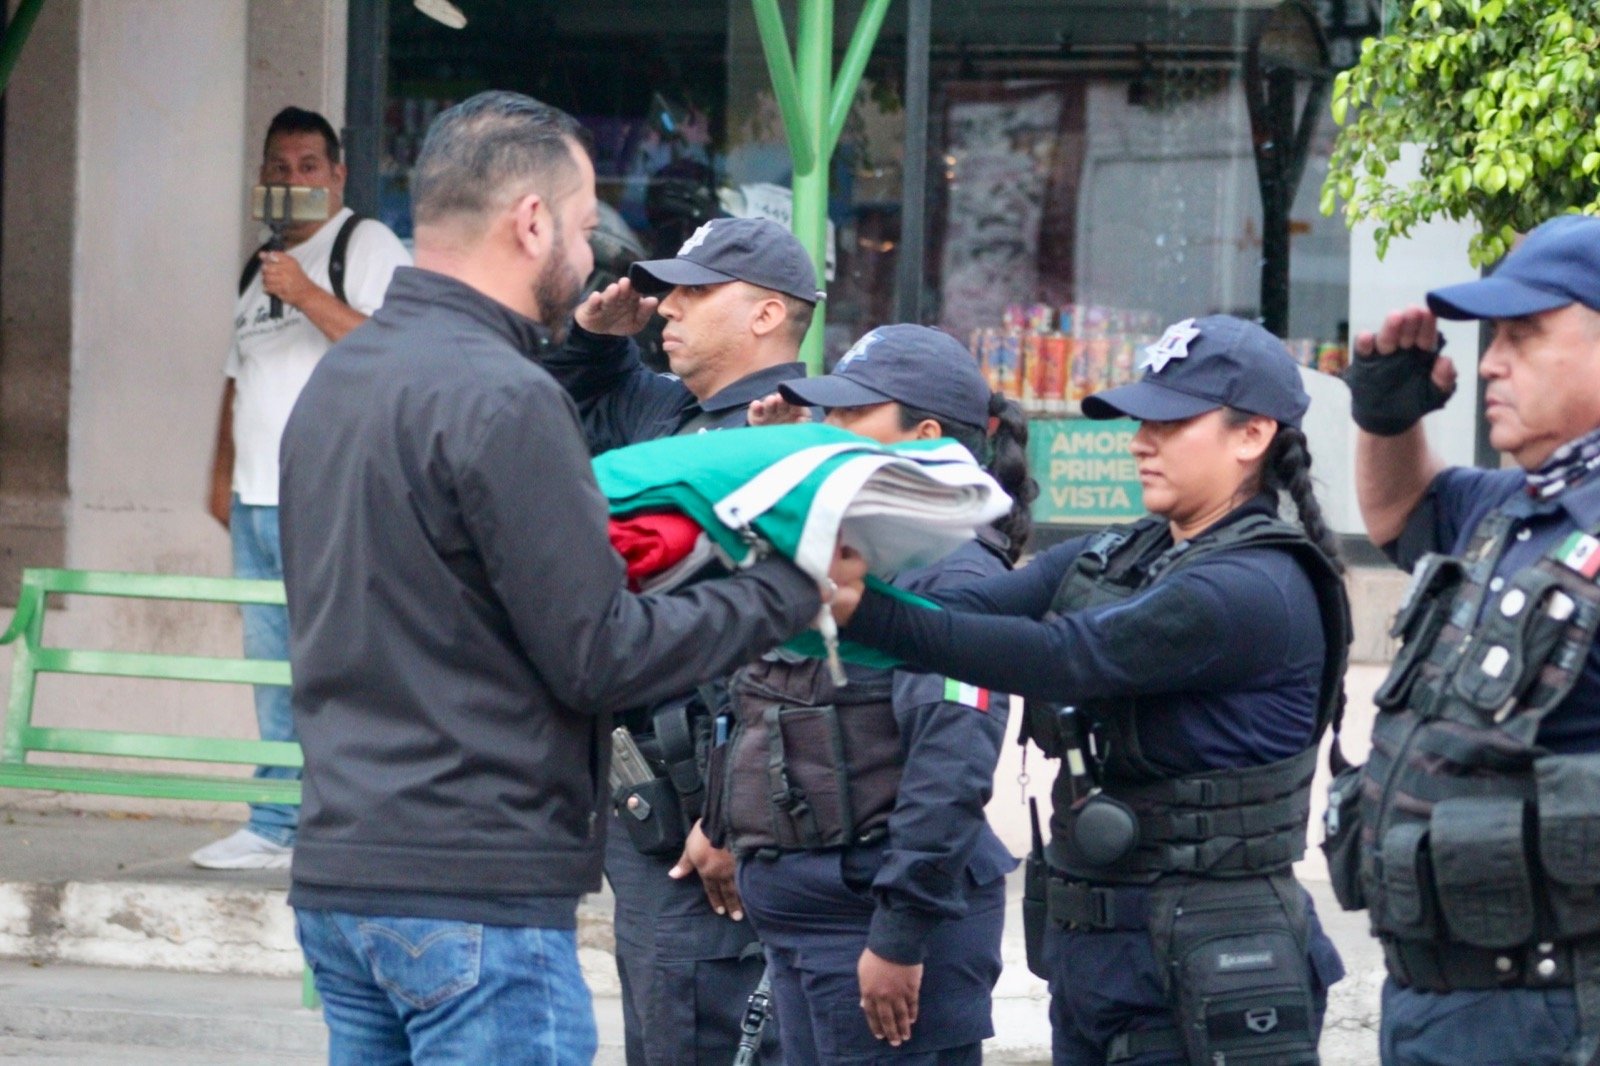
[
  {"xmin": 843, "ymin": 495, "xmax": 1325, "ymax": 776},
  {"xmin": 1389, "ymin": 465, "xmax": 1600, "ymax": 754},
  {"xmin": 866, "ymin": 535, "xmax": 1019, "ymax": 963}
]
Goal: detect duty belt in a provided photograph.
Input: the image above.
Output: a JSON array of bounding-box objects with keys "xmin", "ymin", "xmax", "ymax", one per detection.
[
  {"xmin": 746, "ymin": 824, "xmax": 889, "ymax": 862},
  {"xmin": 1383, "ymin": 937, "xmax": 1595, "ymax": 992},
  {"xmin": 1045, "ymin": 874, "xmax": 1150, "ymax": 932}
]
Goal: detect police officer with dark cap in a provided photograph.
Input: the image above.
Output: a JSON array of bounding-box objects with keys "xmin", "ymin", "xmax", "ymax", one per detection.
[
  {"xmin": 826, "ymin": 315, "xmax": 1350, "ymax": 1065},
  {"xmin": 1338, "ymin": 214, "xmax": 1600, "ymax": 1066},
  {"xmin": 709, "ymin": 325, "xmax": 1035, "ymax": 1065},
  {"xmin": 540, "ymin": 216, "xmax": 824, "ymax": 1065}
]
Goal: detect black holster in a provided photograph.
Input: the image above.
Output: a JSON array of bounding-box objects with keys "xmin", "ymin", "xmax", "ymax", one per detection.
[
  {"xmin": 614, "ymin": 776, "xmax": 687, "ymax": 857},
  {"xmin": 1022, "ymin": 797, "xmax": 1050, "ymax": 980}
]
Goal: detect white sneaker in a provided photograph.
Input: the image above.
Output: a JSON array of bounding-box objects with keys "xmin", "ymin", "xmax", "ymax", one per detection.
[{"xmin": 189, "ymin": 828, "xmax": 293, "ymax": 870}]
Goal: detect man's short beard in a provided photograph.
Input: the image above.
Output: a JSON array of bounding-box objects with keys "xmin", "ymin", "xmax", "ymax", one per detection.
[{"xmin": 534, "ymin": 214, "xmax": 583, "ymax": 342}]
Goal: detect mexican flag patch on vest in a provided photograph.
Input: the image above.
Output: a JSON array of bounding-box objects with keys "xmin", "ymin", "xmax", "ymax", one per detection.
[
  {"xmin": 1559, "ymin": 531, "xmax": 1600, "ymax": 579},
  {"xmin": 944, "ymin": 679, "xmax": 991, "ymax": 711}
]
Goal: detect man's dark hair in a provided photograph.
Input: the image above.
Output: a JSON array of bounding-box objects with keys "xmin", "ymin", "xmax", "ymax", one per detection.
[
  {"xmin": 412, "ymin": 90, "xmax": 590, "ymax": 229},
  {"xmin": 264, "ymin": 106, "xmax": 341, "ymax": 165},
  {"xmin": 777, "ymin": 292, "xmax": 816, "ymax": 346}
]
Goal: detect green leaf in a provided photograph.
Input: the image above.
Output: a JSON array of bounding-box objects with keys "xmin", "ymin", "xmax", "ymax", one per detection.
[
  {"xmin": 1332, "ymin": 95, "xmax": 1349, "ymax": 126},
  {"xmin": 1582, "ymin": 152, "xmax": 1600, "ymax": 175}
]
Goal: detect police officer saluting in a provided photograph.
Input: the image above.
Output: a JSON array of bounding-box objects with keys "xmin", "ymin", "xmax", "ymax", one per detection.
[
  {"xmin": 543, "ymin": 216, "xmax": 823, "ymax": 1065},
  {"xmin": 1338, "ymin": 214, "xmax": 1600, "ymax": 1065},
  {"xmin": 829, "ymin": 316, "xmax": 1350, "ymax": 1065}
]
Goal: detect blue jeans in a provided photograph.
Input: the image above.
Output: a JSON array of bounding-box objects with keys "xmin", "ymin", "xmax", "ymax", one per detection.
[
  {"xmin": 296, "ymin": 910, "xmax": 598, "ymax": 1065},
  {"xmin": 230, "ymin": 497, "xmax": 299, "ymax": 846}
]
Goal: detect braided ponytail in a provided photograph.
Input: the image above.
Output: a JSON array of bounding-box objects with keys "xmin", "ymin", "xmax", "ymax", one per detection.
[
  {"xmin": 983, "ymin": 393, "xmax": 1036, "ymax": 564},
  {"xmin": 897, "ymin": 392, "xmax": 1037, "ymax": 565},
  {"xmin": 1261, "ymin": 426, "xmax": 1344, "ymax": 574}
]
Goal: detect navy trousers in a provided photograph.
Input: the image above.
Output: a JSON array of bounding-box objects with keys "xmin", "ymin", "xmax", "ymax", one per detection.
[
  {"xmin": 1380, "ymin": 980, "xmax": 1580, "ymax": 1066},
  {"xmin": 604, "ymin": 812, "xmax": 777, "ymax": 1066},
  {"xmin": 738, "ymin": 847, "xmax": 1005, "ymax": 1065},
  {"xmin": 1044, "ymin": 883, "xmax": 1343, "ymax": 1066}
]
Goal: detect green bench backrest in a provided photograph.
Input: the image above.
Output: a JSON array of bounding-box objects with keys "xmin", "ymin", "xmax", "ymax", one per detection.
[{"xmin": 0, "ymin": 567, "xmax": 301, "ymax": 772}]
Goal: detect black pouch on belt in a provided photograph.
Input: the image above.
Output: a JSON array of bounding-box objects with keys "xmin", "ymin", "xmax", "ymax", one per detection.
[
  {"xmin": 1022, "ymin": 797, "xmax": 1051, "ymax": 980},
  {"xmin": 1147, "ymin": 876, "xmax": 1320, "ymax": 1066},
  {"xmin": 614, "ymin": 777, "xmax": 688, "ymax": 857},
  {"xmin": 1320, "ymin": 747, "xmax": 1367, "ymax": 911}
]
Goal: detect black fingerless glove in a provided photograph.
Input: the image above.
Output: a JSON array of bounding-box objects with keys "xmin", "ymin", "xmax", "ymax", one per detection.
[{"xmin": 1344, "ymin": 338, "xmax": 1453, "ymax": 436}]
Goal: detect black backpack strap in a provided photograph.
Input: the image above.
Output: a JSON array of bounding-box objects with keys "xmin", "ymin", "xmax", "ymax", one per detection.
[
  {"xmin": 238, "ymin": 241, "xmax": 272, "ymax": 296},
  {"xmin": 237, "ymin": 212, "xmax": 367, "ymax": 303},
  {"xmin": 327, "ymin": 213, "xmax": 368, "ymax": 306}
]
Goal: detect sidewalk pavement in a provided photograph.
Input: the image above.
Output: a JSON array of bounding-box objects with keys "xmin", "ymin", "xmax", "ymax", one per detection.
[{"xmin": 0, "ymin": 798, "xmax": 1384, "ymax": 1064}]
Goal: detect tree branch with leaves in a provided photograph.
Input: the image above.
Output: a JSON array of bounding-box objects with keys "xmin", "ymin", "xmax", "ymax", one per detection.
[{"xmin": 1323, "ymin": 1, "xmax": 1600, "ymax": 265}]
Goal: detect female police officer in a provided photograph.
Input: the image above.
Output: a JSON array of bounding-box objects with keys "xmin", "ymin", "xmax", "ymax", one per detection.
[
  {"xmin": 829, "ymin": 315, "xmax": 1348, "ymax": 1065},
  {"xmin": 706, "ymin": 324, "xmax": 1034, "ymax": 1064}
]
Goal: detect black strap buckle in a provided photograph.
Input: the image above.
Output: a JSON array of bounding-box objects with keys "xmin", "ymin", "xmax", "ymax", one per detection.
[{"xmin": 1047, "ymin": 879, "xmax": 1113, "ymax": 930}]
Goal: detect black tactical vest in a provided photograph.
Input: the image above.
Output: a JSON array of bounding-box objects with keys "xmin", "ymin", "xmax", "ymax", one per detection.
[
  {"xmin": 1036, "ymin": 514, "xmax": 1351, "ymax": 885},
  {"xmin": 1343, "ymin": 510, "xmax": 1600, "ymax": 991},
  {"xmin": 715, "ymin": 655, "xmax": 904, "ymax": 854}
]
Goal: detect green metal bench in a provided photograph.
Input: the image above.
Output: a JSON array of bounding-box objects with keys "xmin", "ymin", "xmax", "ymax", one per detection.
[
  {"xmin": 0, "ymin": 566, "xmax": 315, "ymax": 1006},
  {"xmin": 0, "ymin": 567, "xmax": 300, "ymax": 802}
]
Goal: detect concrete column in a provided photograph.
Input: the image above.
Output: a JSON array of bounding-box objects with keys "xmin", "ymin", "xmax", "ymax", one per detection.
[
  {"xmin": 242, "ymin": 0, "xmax": 348, "ymax": 257},
  {"xmin": 0, "ymin": 0, "xmax": 79, "ymax": 601}
]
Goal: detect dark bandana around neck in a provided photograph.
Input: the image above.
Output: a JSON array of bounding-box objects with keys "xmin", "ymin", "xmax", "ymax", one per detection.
[{"xmin": 1528, "ymin": 425, "xmax": 1600, "ymax": 501}]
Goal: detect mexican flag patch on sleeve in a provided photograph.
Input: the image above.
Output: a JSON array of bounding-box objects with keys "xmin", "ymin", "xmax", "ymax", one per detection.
[{"xmin": 943, "ymin": 678, "xmax": 990, "ymax": 712}]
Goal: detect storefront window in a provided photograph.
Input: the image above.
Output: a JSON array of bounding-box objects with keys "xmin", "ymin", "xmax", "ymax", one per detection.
[
  {"xmin": 379, "ymin": 0, "xmax": 1370, "ymax": 526},
  {"xmin": 921, "ymin": 2, "xmax": 1356, "ymax": 524}
]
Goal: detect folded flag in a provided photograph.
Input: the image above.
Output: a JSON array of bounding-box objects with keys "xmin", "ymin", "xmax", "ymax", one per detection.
[
  {"xmin": 593, "ymin": 424, "xmax": 1013, "ymax": 676},
  {"xmin": 609, "ymin": 513, "xmax": 715, "ymax": 592}
]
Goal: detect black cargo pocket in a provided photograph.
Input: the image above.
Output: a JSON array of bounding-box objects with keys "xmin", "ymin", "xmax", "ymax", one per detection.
[
  {"xmin": 614, "ymin": 777, "xmax": 687, "ymax": 857},
  {"xmin": 1154, "ymin": 881, "xmax": 1319, "ymax": 1065},
  {"xmin": 770, "ymin": 704, "xmax": 852, "ymax": 850},
  {"xmin": 1377, "ymin": 822, "xmax": 1438, "ymax": 937},
  {"xmin": 1430, "ymin": 796, "xmax": 1535, "ymax": 948},
  {"xmin": 1537, "ymin": 755, "xmax": 1600, "ymax": 939},
  {"xmin": 1374, "ymin": 553, "xmax": 1464, "ymax": 712},
  {"xmin": 1320, "ymin": 762, "xmax": 1367, "ymax": 912}
]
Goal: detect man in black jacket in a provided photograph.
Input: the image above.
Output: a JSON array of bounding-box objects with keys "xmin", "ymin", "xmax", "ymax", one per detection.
[
  {"xmin": 278, "ymin": 91, "xmax": 854, "ymax": 1065},
  {"xmin": 542, "ymin": 216, "xmax": 821, "ymax": 1064}
]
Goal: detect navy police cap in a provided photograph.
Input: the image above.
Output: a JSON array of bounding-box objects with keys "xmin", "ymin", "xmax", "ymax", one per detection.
[
  {"xmin": 778, "ymin": 324, "xmax": 991, "ymax": 429},
  {"xmin": 1428, "ymin": 214, "xmax": 1600, "ymax": 321},
  {"xmin": 1081, "ymin": 314, "xmax": 1310, "ymax": 428},
  {"xmin": 629, "ymin": 217, "xmax": 825, "ymax": 305}
]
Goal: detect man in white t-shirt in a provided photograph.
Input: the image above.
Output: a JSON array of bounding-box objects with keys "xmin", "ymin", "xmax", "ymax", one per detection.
[{"xmin": 197, "ymin": 107, "xmax": 410, "ymax": 870}]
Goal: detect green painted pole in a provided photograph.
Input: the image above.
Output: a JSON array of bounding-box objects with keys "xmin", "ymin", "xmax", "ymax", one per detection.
[
  {"xmin": 751, "ymin": 0, "xmax": 816, "ymax": 175},
  {"xmin": 791, "ymin": 0, "xmax": 832, "ymax": 373},
  {"xmin": 752, "ymin": 0, "xmax": 894, "ymax": 373},
  {"xmin": 826, "ymin": 0, "xmax": 893, "ymax": 157},
  {"xmin": 0, "ymin": 0, "xmax": 45, "ymax": 96}
]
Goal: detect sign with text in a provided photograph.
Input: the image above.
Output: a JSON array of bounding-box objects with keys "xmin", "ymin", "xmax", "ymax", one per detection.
[{"xmin": 1028, "ymin": 418, "xmax": 1145, "ymax": 525}]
